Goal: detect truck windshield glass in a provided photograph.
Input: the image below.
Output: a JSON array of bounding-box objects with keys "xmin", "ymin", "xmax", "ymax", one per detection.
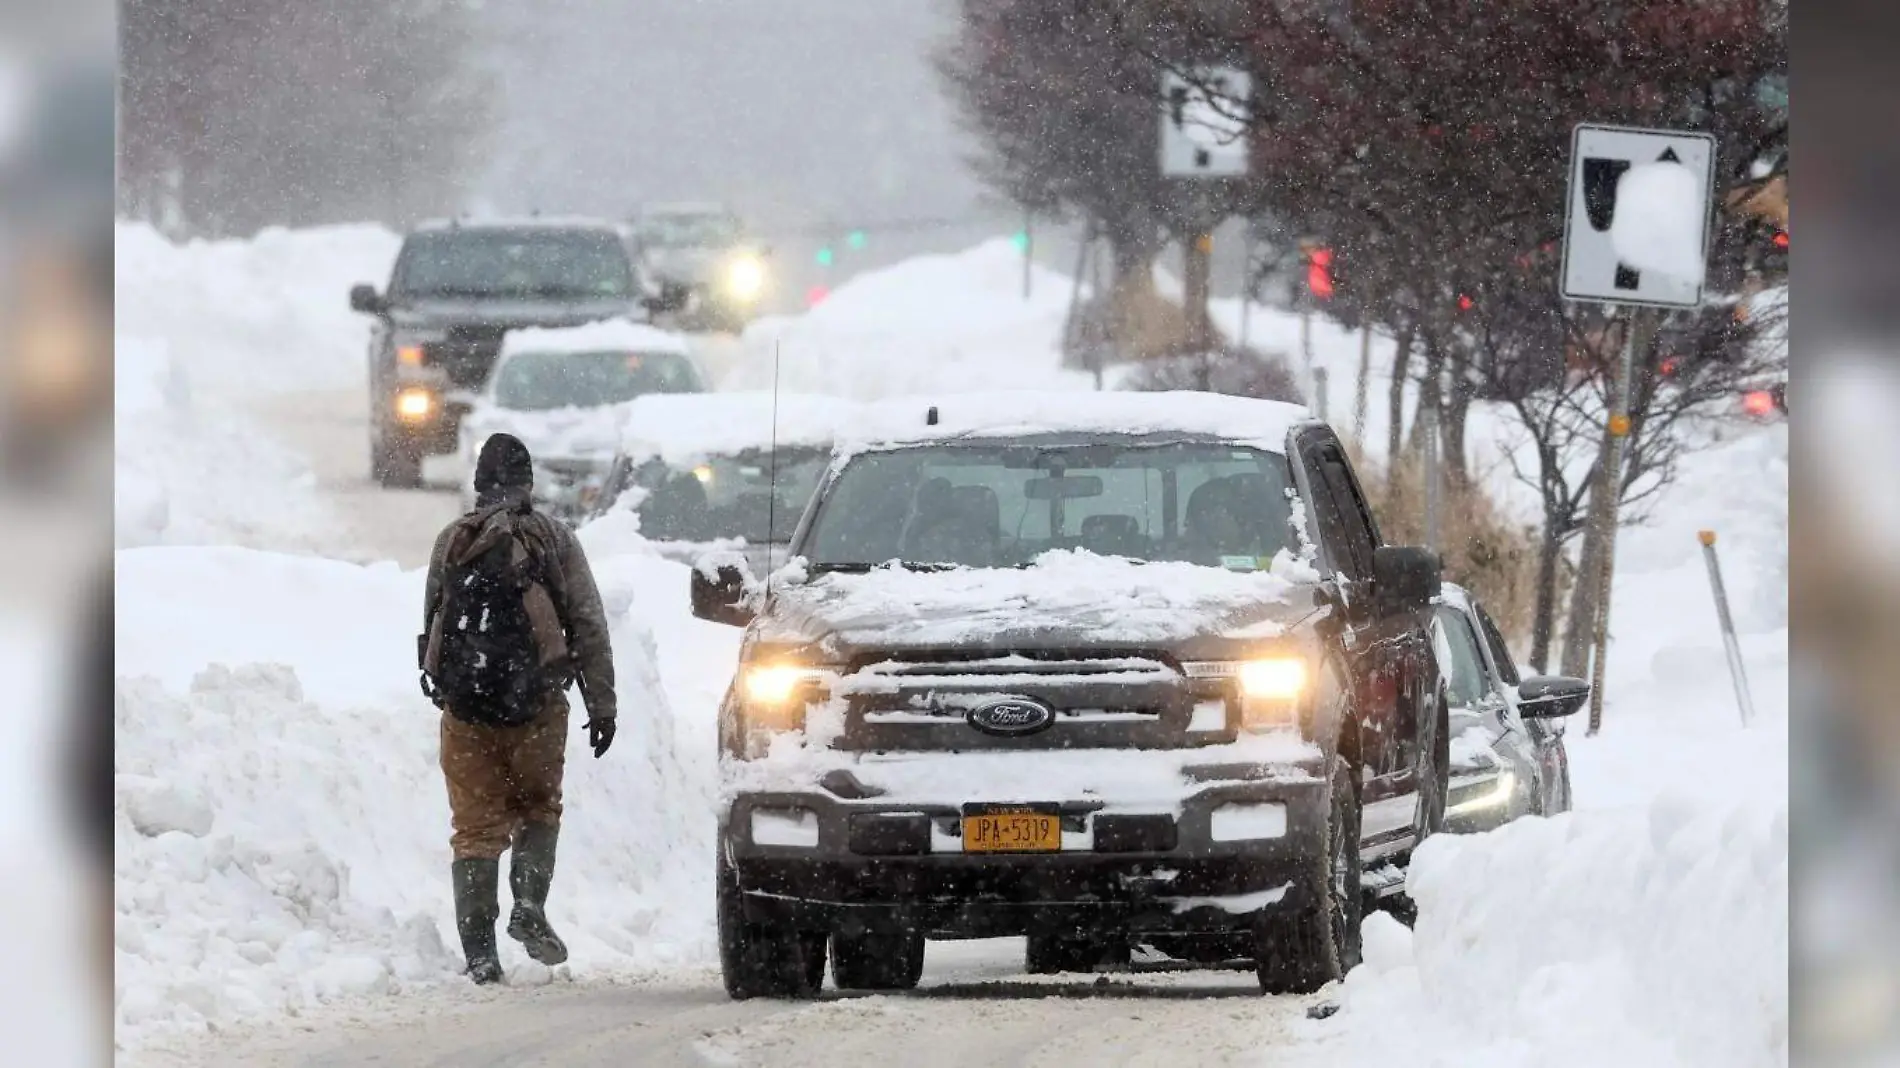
[
  {"xmin": 639, "ymin": 214, "xmax": 743, "ymax": 248},
  {"xmin": 493, "ymin": 351, "xmax": 701, "ymax": 411},
  {"xmin": 633, "ymin": 446, "xmax": 831, "ymax": 544},
  {"xmin": 392, "ymin": 230, "xmax": 634, "ymax": 300},
  {"xmin": 804, "ymin": 441, "xmax": 1296, "ymax": 570}
]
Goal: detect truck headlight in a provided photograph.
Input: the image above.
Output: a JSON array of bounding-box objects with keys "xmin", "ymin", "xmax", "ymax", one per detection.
[
  {"xmin": 1185, "ymin": 657, "xmax": 1307, "ymax": 732},
  {"xmin": 394, "ymin": 388, "xmax": 436, "ymax": 422},
  {"xmin": 743, "ymin": 664, "xmax": 824, "ymax": 705},
  {"xmin": 726, "ymin": 256, "xmax": 766, "ymax": 300},
  {"xmin": 1237, "ymin": 658, "xmax": 1306, "ymax": 700}
]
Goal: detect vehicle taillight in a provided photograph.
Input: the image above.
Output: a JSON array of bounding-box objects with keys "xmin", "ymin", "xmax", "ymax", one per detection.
[{"xmin": 1742, "ymin": 390, "xmax": 1777, "ymax": 418}]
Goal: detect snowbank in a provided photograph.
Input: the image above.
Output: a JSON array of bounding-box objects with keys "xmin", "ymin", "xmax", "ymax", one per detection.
[
  {"xmin": 113, "ymin": 543, "xmax": 738, "ymax": 1052},
  {"xmin": 1306, "ymin": 790, "xmax": 1786, "ymax": 1068},
  {"xmin": 725, "ymin": 238, "xmax": 1098, "ymax": 398},
  {"xmin": 114, "ymin": 337, "xmax": 338, "ymax": 552},
  {"xmin": 115, "ymin": 221, "xmax": 401, "ymax": 396}
]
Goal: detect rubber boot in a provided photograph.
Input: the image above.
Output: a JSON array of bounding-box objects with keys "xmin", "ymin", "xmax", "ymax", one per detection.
[
  {"xmin": 506, "ymin": 822, "xmax": 569, "ymax": 966},
  {"xmin": 452, "ymin": 857, "xmax": 504, "ymax": 985}
]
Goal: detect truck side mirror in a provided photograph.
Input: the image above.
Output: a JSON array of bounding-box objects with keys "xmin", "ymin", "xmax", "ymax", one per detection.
[
  {"xmin": 350, "ymin": 283, "xmax": 385, "ymax": 314},
  {"xmin": 691, "ymin": 562, "xmax": 755, "ymax": 627},
  {"xmin": 1515, "ymin": 675, "xmax": 1590, "ymax": 719},
  {"xmin": 1372, "ymin": 545, "xmax": 1441, "ymax": 615}
]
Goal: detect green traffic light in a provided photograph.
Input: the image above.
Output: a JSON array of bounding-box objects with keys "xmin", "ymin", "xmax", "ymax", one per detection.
[
  {"xmin": 846, "ymin": 230, "xmax": 867, "ymax": 250},
  {"xmin": 1010, "ymin": 230, "xmax": 1029, "ymax": 253},
  {"xmin": 815, "ymin": 246, "xmax": 835, "ymax": 267}
]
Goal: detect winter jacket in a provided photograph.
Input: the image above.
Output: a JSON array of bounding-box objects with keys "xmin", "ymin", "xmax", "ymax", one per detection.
[{"xmin": 423, "ymin": 489, "xmax": 617, "ymax": 722}]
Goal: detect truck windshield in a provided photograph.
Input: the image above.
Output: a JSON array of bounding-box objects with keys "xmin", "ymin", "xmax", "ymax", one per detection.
[
  {"xmin": 804, "ymin": 441, "xmax": 1297, "ymax": 571},
  {"xmin": 492, "ymin": 350, "xmax": 702, "ymax": 411},
  {"xmin": 633, "ymin": 445, "xmax": 831, "ymax": 544},
  {"xmin": 639, "ymin": 214, "xmax": 743, "ymax": 248},
  {"xmin": 391, "ymin": 229, "xmax": 634, "ymax": 300}
]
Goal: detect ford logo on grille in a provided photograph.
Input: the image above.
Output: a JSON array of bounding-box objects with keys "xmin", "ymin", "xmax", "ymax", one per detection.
[{"xmin": 966, "ymin": 697, "xmax": 1056, "ymax": 737}]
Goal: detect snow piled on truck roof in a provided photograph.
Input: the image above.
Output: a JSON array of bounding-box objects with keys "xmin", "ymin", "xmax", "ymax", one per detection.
[
  {"xmin": 500, "ymin": 317, "xmax": 690, "ymax": 359},
  {"xmin": 616, "ymin": 391, "xmax": 870, "ymax": 466},
  {"xmin": 837, "ymin": 389, "xmax": 1311, "ymax": 452}
]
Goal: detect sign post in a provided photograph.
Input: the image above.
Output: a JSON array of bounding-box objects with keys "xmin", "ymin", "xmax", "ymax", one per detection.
[{"xmin": 1559, "ymin": 123, "xmax": 1716, "ymax": 734}]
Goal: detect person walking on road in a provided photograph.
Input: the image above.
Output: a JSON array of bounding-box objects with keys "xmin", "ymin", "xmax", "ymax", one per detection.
[{"xmin": 421, "ymin": 432, "xmax": 617, "ymax": 984}]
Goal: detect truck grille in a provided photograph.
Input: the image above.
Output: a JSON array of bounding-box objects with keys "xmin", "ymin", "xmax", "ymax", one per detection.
[
  {"xmin": 424, "ymin": 325, "xmax": 509, "ymax": 389},
  {"xmin": 830, "ymin": 650, "xmax": 1226, "ymax": 753}
]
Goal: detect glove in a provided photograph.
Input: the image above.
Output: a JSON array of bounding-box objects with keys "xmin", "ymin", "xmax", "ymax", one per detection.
[{"xmin": 584, "ymin": 716, "xmax": 616, "ymax": 759}]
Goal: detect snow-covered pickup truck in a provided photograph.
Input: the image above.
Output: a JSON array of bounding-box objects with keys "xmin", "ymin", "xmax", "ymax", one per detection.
[{"xmin": 689, "ymin": 391, "xmax": 1450, "ymax": 999}]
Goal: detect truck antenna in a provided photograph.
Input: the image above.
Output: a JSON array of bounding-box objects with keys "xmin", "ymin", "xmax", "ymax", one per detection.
[{"xmin": 764, "ymin": 339, "xmax": 782, "ymax": 598}]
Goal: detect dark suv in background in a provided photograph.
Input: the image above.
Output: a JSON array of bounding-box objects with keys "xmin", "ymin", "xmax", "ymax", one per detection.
[
  {"xmin": 691, "ymin": 393, "xmax": 1450, "ymax": 998},
  {"xmin": 347, "ymin": 217, "xmax": 654, "ymax": 487}
]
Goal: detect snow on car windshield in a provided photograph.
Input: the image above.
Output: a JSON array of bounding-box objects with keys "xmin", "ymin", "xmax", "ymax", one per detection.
[
  {"xmin": 633, "ymin": 444, "xmax": 832, "ymax": 544},
  {"xmin": 804, "ymin": 439, "xmax": 1296, "ymax": 570},
  {"xmin": 391, "ymin": 228, "xmax": 634, "ymax": 300},
  {"xmin": 493, "ymin": 350, "xmax": 701, "ymax": 412}
]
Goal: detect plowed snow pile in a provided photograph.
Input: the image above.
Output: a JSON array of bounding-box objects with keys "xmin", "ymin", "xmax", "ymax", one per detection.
[{"xmin": 113, "ymin": 541, "xmax": 736, "ymax": 1051}]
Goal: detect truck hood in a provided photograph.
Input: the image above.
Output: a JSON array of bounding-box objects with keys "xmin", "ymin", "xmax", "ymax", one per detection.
[
  {"xmin": 644, "ymin": 247, "xmax": 725, "ymax": 284},
  {"xmin": 756, "ymin": 550, "xmax": 1320, "ymax": 659},
  {"xmin": 389, "ymin": 296, "xmax": 641, "ymax": 331}
]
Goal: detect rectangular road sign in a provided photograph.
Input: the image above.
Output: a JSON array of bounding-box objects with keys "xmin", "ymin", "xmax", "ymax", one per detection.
[
  {"xmin": 1560, "ymin": 123, "xmax": 1717, "ymax": 308},
  {"xmin": 1160, "ymin": 68, "xmax": 1251, "ymax": 178}
]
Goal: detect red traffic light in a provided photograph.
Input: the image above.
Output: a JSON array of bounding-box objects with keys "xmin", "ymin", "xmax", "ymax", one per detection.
[
  {"xmin": 1306, "ymin": 247, "xmax": 1334, "ymax": 300},
  {"xmin": 1742, "ymin": 389, "xmax": 1777, "ymax": 418},
  {"xmin": 806, "ymin": 285, "xmax": 831, "ymax": 307},
  {"xmin": 1773, "ymin": 231, "xmax": 1789, "ymax": 249},
  {"xmin": 1457, "ymin": 294, "xmax": 1474, "ymax": 312}
]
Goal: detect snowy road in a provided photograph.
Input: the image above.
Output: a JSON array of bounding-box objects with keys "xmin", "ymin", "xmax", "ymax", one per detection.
[{"xmin": 140, "ymin": 943, "xmax": 1311, "ymax": 1067}]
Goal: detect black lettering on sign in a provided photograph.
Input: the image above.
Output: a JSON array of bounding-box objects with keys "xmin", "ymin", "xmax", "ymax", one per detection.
[{"xmin": 1583, "ymin": 156, "xmax": 1641, "ymax": 291}]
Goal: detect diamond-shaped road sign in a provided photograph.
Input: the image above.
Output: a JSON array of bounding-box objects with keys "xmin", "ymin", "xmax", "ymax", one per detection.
[
  {"xmin": 1160, "ymin": 68, "xmax": 1251, "ymax": 178},
  {"xmin": 1560, "ymin": 123, "xmax": 1717, "ymax": 308}
]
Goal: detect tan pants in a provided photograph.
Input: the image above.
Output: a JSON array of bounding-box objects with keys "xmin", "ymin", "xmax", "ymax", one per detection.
[{"xmin": 440, "ymin": 694, "xmax": 569, "ymax": 859}]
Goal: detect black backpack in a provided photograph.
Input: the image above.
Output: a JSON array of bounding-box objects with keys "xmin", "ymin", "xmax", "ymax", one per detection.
[{"xmin": 421, "ymin": 509, "xmax": 571, "ymax": 727}]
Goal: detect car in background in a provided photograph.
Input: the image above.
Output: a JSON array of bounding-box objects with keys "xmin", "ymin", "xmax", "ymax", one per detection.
[
  {"xmin": 1434, "ymin": 583, "xmax": 1587, "ymax": 832},
  {"xmin": 689, "ymin": 391, "xmax": 1450, "ymax": 999},
  {"xmin": 629, "ymin": 203, "xmax": 771, "ymax": 333},
  {"xmin": 457, "ymin": 319, "xmax": 706, "ymax": 523},
  {"xmin": 591, "ymin": 392, "xmax": 865, "ymax": 577},
  {"xmin": 349, "ymin": 216, "xmax": 661, "ymax": 487}
]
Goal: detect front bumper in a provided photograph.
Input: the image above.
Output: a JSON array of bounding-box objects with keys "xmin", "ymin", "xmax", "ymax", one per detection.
[{"xmin": 724, "ymin": 772, "xmax": 1326, "ymax": 938}]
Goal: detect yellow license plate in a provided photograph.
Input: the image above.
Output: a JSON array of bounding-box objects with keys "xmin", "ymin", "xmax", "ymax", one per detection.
[{"xmin": 962, "ymin": 808, "xmax": 1061, "ymax": 853}]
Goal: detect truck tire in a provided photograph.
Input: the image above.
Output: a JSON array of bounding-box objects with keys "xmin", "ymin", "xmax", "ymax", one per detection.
[
  {"xmin": 717, "ymin": 851, "xmax": 824, "ymax": 1000},
  {"xmin": 1412, "ymin": 685, "xmax": 1450, "ymax": 844},
  {"xmin": 372, "ymin": 432, "xmax": 424, "ymax": 489},
  {"xmin": 831, "ymin": 929, "xmax": 925, "ymax": 991},
  {"xmin": 1255, "ymin": 754, "xmax": 1363, "ymax": 995}
]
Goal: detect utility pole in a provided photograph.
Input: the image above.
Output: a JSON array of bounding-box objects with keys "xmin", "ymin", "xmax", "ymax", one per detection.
[
  {"xmin": 1353, "ymin": 323, "xmax": 1373, "ymax": 445},
  {"xmin": 1584, "ymin": 307, "xmax": 1654, "ymax": 735}
]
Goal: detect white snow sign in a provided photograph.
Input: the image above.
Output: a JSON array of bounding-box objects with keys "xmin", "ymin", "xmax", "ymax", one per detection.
[
  {"xmin": 1160, "ymin": 68, "xmax": 1251, "ymax": 178},
  {"xmin": 1560, "ymin": 123, "xmax": 1716, "ymax": 308}
]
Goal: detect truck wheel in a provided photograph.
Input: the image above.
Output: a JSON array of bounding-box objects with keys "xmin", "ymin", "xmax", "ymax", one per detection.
[
  {"xmin": 831, "ymin": 929, "xmax": 925, "ymax": 991},
  {"xmin": 372, "ymin": 433, "xmax": 424, "ymax": 489},
  {"xmin": 1025, "ymin": 933, "xmax": 1126, "ymax": 975},
  {"xmin": 717, "ymin": 851, "xmax": 824, "ymax": 1000},
  {"xmin": 1412, "ymin": 686, "xmax": 1450, "ymax": 844},
  {"xmin": 1255, "ymin": 754, "xmax": 1363, "ymax": 994}
]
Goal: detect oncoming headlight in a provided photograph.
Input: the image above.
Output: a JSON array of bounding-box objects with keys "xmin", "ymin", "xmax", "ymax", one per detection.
[
  {"xmin": 1236, "ymin": 659, "xmax": 1306, "ymax": 700},
  {"xmin": 394, "ymin": 387, "xmax": 435, "ymax": 422},
  {"xmin": 725, "ymin": 256, "xmax": 766, "ymax": 299}
]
